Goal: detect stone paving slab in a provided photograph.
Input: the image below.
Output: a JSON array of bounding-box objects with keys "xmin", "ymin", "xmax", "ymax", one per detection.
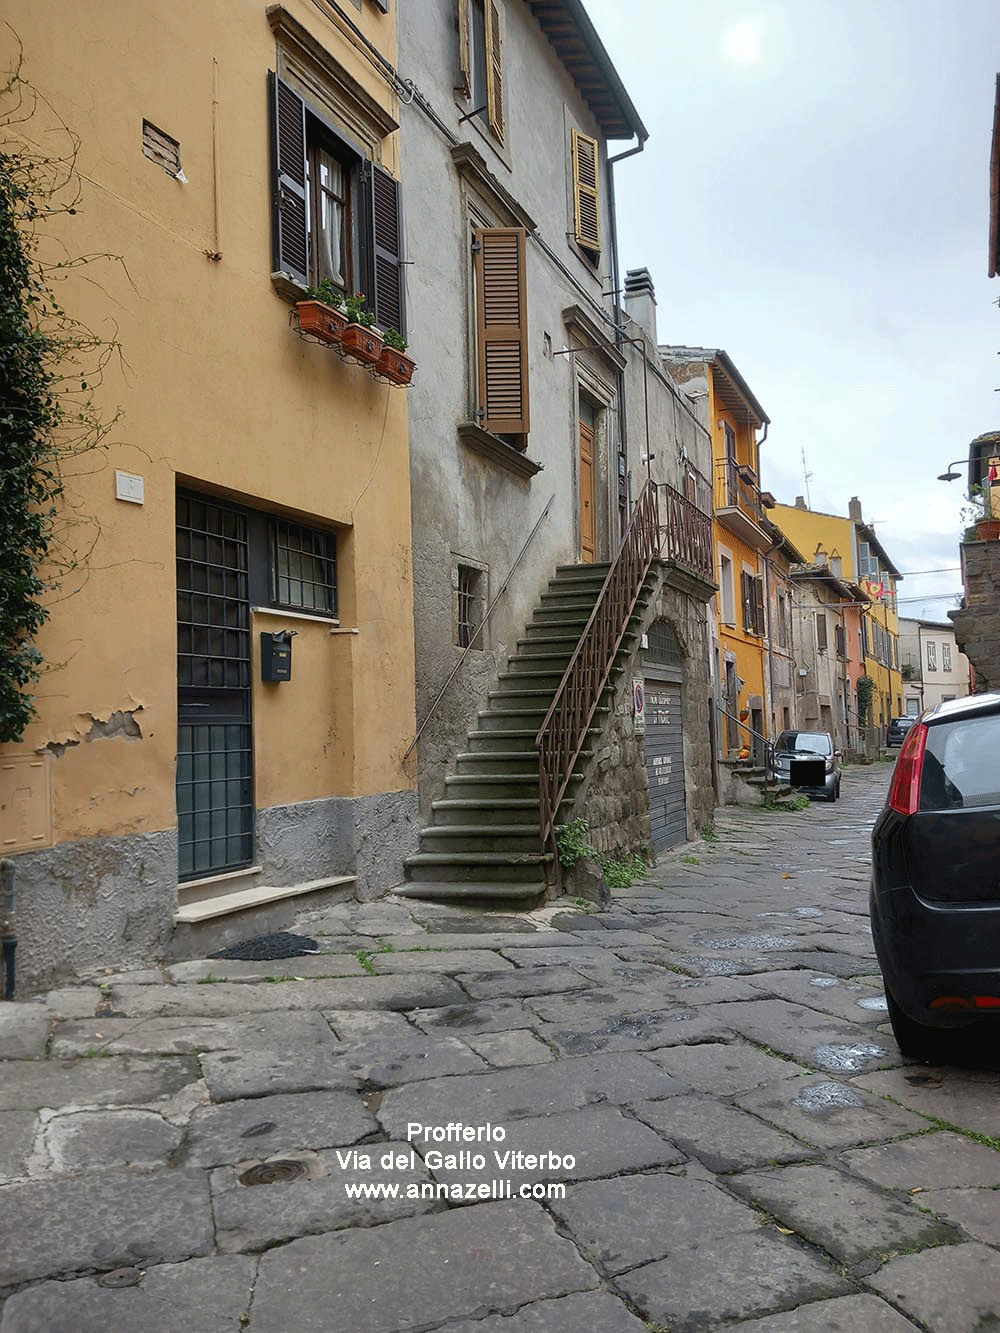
[
  {"xmin": 734, "ymin": 1074, "xmax": 931, "ymax": 1149},
  {"xmin": 51, "ymin": 1009, "xmax": 342, "ymax": 1058},
  {"xmin": 167, "ymin": 955, "xmax": 368, "ymax": 981},
  {"xmin": 248, "ymin": 1202, "xmax": 597, "ymax": 1332},
  {"xmin": 424, "ymin": 1291, "xmax": 649, "ymax": 1333},
  {"xmin": 333, "ymin": 1030, "xmax": 488, "ymax": 1087},
  {"xmin": 0, "ymin": 1110, "xmax": 37, "ymax": 1183},
  {"xmin": 377, "ymin": 1053, "xmax": 683, "ymax": 1138},
  {"xmin": 0, "ymin": 1254, "xmax": 257, "ymax": 1333},
  {"xmin": 419, "ymin": 1104, "xmax": 684, "ymax": 1193},
  {"xmin": 539, "ymin": 1008, "xmax": 734, "ymax": 1058},
  {"xmin": 853, "ymin": 1067, "xmax": 1000, "ymax": 1141},
  {"xmin": 181, "ymin": 1089, "xmax": 376, "ymax": 1167},
  {"xmin": 498, "ymin": 946, "xmax": 617, "ymax": 969},
  {"xmin": 379, "ymin": 932, "xmax": 572, "ymax": 952},
  {"xmin": 616, "ymin": 1229, "xmax": 850, "ymax": 1331},
  {"xmin": 199, "ymin": 1036, "xmax": 359, "ymax": 1102},
  {"xmin": 0, "ymin": 1007, "xmax": 50, "ymax": 1059},
  {"xmin": 549, "ymin": 1170, "xmax": 762, "ymax": 1274},
  {"xmin": 716, "ymin": 999, "xmax": 900, "ymax": 1074},
  {"xmin": 464, "ymin": 1029, "xmax": 553, "ymax": 1067},
  {"xmin": 456, "ymin": 966, "xmax": 596, "ymax": 1000},
  {"xmin": 646, "ymin": 1040, "xmax": 807, "ymax": 1094},
  {"xmin": 44, "ymin": 1107, "xmax": 183, "ymax": 1173},
  {"xmin": 918, "ymin": 1187, "xmax": 1000, "ymax": 1246},
  {"xmin": 868, "ymin": 1241, "xmax": 1000, "ymax": 1332},
  {"xmin": 410, "ymin": 998, "xmax": 532, "ymax": 1036},
  {"xmin": 108, "ymin": 975, "xmax": 468, "ymax": 1017},
  {"xmin": 37, "ymin": 989, "xmax": 100, "ymax": 1019},
  {"xmin": 728, "ymin": 1163, "xmax": 960, "ymax": 1265},
  {"xmin": 744, "ymin": 970, "xmax": 888, "ymax": 1024},
  {"xmin": 631, "ymin": 1092, "xmax": 812, "ymax": 1173},
  {"xmin": 0, "ymin": 1167, "xmax": 214, "ymax": 1289},
  {"xmin": 0, "ymin": 1055, "xmax": 198, "ymax": 1111},
  {"xmin": 210, "ymin": 1141, "xmax": 437, "ymax": 1251},
  {"xmin": 372, "ymin": 949, "xmax": 514, "ymax": 974},
  {"xmin": 724, "ymin": 1293, "xmax": 923, "ymax": 1331},
  {"xmin": 842, "ymin": 1131, "xmax": 1000, "ymax": 1191}
]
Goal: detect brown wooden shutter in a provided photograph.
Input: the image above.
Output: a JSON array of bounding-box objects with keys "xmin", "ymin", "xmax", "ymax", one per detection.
[
  {"xmin": 572, "ymin": 129, "xmax": 601, "ymax": 253},
  {"xmin": 268, "ymin": 72, "xmax": 309, "ymax": 288},
  {"xmin": 754, "ymin": 580, "xmax": 765, "ymax": 636},
  {"xmin": 485, "ymin": 0, "xmax": 505, "ymax": 143},
  {"xmin": 373, "ymin": 0, "xmax": 390, "ymax": 11},
  {"xmin": 816, "ymin": 612, "xmax": 828, "ymax": 651},
  {"xmin": 457, "ymin": 0, "xmax": 472, "ymax": 97},
  {"xmin": 369, "ymin": 165, "xmax": 405, "ymax": 336},
  {"xmin": 475, "ymin": 227, "xmax": 529, "ymax": 436},
  {"xmin": 741, "ymin": 571, "xmax": 752, "ymax": 632}
]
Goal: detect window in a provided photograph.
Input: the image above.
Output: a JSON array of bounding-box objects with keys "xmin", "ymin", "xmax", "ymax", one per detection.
[
  {"xmin": 834, "ymin": 623, "xmax": 846, "ymax": 659},
  {"xmin": 719, "ymin": 553, "xmax": 734, "ymax": 624},
  {"xmin": 473, "ymin": 226, "xmax": 529, "ymax": 438},
  {"xmin": 861, "ymin": 617, "xmax": 870, "ymax": 656},
  {"xmin": 143, "ymin": 120, "xmax": 183, "ymax": 178},
  {"xmin": 741, "ymin": 570, "xmax": 764, "ymax": 636},
  {"xmin": 943, "ymin": 641, "xmax": 952, "ymax": 672},
  {"xmin": 571, "ymin": 129, "xmax": 601, "ymax": 258},
  {"xmin": 454, "ymin": 562, "xmax": 486, "ymax": 648},
  {"xmin": 273, "ymin": 519, "xmax": 337, "ymax": 615},
  {"xmin": 458, "ymin": 0, "xmax": 505, "ymax": 144},
  {"xmin": 815, "ymin": 612, "xmax": 828, "ymax": 653},
  {"xmin": 926, "ymin": 640, "xmax": 937, "ymax": 672},
  {"xmin": 268, "ymin": 72, "xmax": 405, "ymax": 334}
]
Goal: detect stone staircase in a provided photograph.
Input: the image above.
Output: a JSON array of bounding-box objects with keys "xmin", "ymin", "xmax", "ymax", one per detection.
[
  {"xmin": 719, "ymin": 758, "xmax": 794, "ymax": 807},
  {"xmin": 397, "ymin": 562, "xmax": 655, "ymax": 905}
]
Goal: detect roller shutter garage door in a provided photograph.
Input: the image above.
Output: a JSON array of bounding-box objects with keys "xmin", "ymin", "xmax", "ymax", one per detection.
[{"xmin": 644, "ymin": 675, "xmax": 687, "ymax": 851}]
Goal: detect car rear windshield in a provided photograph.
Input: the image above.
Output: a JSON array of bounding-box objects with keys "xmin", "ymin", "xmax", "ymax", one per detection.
[
  {"xmin": 775, "ymin": 732, "xmax": 832, "ymax": 756},
  {"xmin": 919, "ymin": 714, "xmax": 1000, "ymax": 810}
]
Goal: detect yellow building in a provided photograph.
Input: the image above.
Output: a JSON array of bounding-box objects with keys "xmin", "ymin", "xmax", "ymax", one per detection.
[
  {"xmin": 771, "ymin": 497, "xmax": 904, "ymax": 735},
  {"xmin": 662, "ymin": 348, "xmax": 772, "ymax": 758},
  {"xmin": 0, "ymin": 1, "xmax": 417, "ymax": 989}
]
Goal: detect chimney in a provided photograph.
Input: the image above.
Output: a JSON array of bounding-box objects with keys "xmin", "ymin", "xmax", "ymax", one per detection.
[
  {"xmin": 624, "ymin": 267, "xmax": 657, "ymax": 344},
  {"xmin": 795, "ymin": 495, "xmax": 807, "ymax": 509},
  {"xmin": 848, "ymin": 496, "xmax": 864, "ymax": 523},
  {"xmin": 830, "ymin": 555, "xmax": 843, "ymax": 578}
]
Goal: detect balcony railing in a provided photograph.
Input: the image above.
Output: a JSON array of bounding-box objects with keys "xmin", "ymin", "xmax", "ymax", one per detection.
[
  {"xmin": 657, "ymin": 483, "xmax": 714, "ymax": 584},
  {"xmin": 714, "ymin": 458, "xmax": 763, "ymax": 524}
]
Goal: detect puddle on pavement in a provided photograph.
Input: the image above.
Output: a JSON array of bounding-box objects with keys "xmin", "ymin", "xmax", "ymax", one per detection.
[
  {"xmin": 813, "ymin": 1041, "xmax": 889, "ymax": 1072},
  {"xmin": 857, "ymin": 996, "xmax": 889, "ymax": 1011},
  {"xmin": 809, "ymin": 978, "xmax": 840, "ymax": 989},
  {"xmin": 791, "ymin": 1081, "xmax": 866, "ymax": 1112}
]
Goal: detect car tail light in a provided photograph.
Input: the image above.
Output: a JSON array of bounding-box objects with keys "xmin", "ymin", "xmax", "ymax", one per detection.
[
  {"xmin": 887, "ymin": 722, "xmax": 928, "ymax": 815},
  {"xmin": 930, "ymin": 996, "xmax": 1000, "ymax": 1009}
]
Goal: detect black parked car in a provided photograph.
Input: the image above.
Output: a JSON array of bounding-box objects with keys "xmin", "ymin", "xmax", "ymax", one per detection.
[
  {"xmin": 887, "ymin": 716, "xmax": 916, "ymax": 747},
  {"xmin": 870, "ymin": 692, "xmax": 1000, "ymax": 1062},
  {"xmin": 770, "ymin": 730, "xmax": 841, "ymax": 801}
]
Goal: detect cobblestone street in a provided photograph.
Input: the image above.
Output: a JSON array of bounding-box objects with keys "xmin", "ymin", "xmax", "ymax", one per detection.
[{"xmin": 3, "ymin": 764, "xmax": 1000, "ymax": 1331}]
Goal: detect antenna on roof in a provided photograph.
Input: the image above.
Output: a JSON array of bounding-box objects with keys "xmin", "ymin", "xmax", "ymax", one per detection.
[{"xmin": 801, "ymin": 448, "xmax": 813, "ymax": 509}]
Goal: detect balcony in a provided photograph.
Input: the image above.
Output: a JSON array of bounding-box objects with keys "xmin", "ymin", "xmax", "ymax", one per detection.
[
  {"xmin": 714, "ymin": 459, "xmax": 770, "ymax": 552},
  {"xmin": 657, "ymin": 483, "xmax": 715, "ymax": 598}
]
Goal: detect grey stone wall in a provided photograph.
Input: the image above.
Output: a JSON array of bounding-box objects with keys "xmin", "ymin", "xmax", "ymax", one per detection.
[
  {"xmin": 951, "ymin": 541, "xmax": 1000, "ymax": 691},
  {"xmin": 572, "ymin": 567, "xmax": 715, "ymax": 859}
]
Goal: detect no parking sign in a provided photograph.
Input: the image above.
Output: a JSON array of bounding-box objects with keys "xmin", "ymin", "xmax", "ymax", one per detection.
[{"xmin": 633, "ymin": 678, "xmax": 645, "ymax": 734}]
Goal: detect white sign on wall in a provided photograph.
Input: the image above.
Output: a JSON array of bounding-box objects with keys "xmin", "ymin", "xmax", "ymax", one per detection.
[{"xmin": 633, "ymin": 678, "xmax": 645, "ymax": 734}]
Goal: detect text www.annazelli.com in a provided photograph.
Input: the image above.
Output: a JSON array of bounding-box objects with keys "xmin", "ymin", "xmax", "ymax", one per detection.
[{"xmin": 344, "ymin": 1180, "xmax": 567, "ymax": 1202}]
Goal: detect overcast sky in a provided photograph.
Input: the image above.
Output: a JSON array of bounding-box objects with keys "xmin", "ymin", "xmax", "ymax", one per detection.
[{"xmin": 583, "ymin": 0, "xmax": 1000, "ymax": 621}]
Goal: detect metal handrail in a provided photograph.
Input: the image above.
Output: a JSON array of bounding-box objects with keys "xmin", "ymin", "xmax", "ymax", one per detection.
[
  {"xmin": 536, "ymin": 479, "xmax": 661, "ymax": 873},
  {"xmin": 717, "ymin": 705, "xmax": 774, "ymax": 794},
  {"xmin": 657, "ymin": 483, "xmax": 714, "ymax": 583},
  {"xmin": 403, "ymin": 495, "xmax": 554, "ymax": 764}
]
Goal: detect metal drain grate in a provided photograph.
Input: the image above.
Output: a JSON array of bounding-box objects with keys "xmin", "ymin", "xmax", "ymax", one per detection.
[
  {"xmin": 210, "ymin": 932, "xmax": 320, "ymax": 961},
  {"xmin": 239, "ymin": 1159, "xmax": 310, "ymax": 1187},
  {"xmin": 98, "ymin": 1267, "xmax": 144, "ymax": 1288}
]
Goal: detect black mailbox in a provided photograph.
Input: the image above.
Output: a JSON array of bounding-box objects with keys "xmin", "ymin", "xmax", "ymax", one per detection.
[{"xmin": 261, "ymin": 630, "xmax": 294, "ymax": 682}]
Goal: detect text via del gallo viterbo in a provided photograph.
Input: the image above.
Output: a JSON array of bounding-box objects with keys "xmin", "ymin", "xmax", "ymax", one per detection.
[{"xmin": 337, "ymin": 1122, "xmax": 575, "ymax": 1203}]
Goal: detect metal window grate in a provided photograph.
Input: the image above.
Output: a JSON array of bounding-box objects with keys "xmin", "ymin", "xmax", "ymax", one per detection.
[
  {"xmin": 646, "ymin": 619, "xmax": 684, "ymax": 667},
  {"xmin": 457, "ymin": 565, "xmax": 481, "ymax": 648},
  {"xmin": 176, "ymin": 723, "xmax": 253, "ymax": 877},
  {"xmin": 177, "ymin": 497, "xmax": 251, "ymax": 691},
  {"xmin": 143, "ymin": 119, "xmax": 182, "ymax": 177},
  {"xmin": 274, "ymin": 520, "xmax": 337, "ymax": 614}
]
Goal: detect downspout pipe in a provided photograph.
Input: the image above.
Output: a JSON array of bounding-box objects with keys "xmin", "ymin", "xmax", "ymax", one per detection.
[
  {"xmin": 1, "ymin": 860, "xmax": 15, "ymax": 1001},
  {"xmin": 606, "ymin": 136, "xmax": 647, "ymax": 538}
]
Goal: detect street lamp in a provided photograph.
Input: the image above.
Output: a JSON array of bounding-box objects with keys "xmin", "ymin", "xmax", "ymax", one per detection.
[{"xmin": 937, "ymin": 459, "xmax": 970, "ymax": 482}]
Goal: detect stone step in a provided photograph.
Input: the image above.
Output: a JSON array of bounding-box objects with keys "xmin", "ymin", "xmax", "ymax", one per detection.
[
  {"xmin": 171, "ymin": 875, "xmax": 357, "ymax": 961},
  {"xmin": 430, "ymin": 798, "xmax": 544, "ymax": 827},
  {"xmin": 403, "ymin": 851, "xmax": 552, "ymax": 884},
  {"xmin": 455, "ymin": 749, "xmax": 591, "ymax": 776},
  {"xmin": 554, "ymin": 562, "xmax": 612, "ymax": 578},
  {"xmin": 495, "ymin": 669, "xmax": 566, "ymax": 690},
  {"xmin": 393, "ymin": 880, "xmax": 547, "ymax": 904},
  {"xmin": 465, "ymin": 729, "xmax": 540, "ymax": 753},
  {"xmin": 444, "ymin": 773, "xmax": 540, "ymax": 800},
  {"xmin": 174, "ymin": 875, "xmax": 355, "ymax": 924},
  {"xmin": 418, "ymin": 825, "xmax": 542, "ymax": 854}
]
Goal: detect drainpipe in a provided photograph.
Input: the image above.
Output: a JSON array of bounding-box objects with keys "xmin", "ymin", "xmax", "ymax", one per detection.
[
  {"xmin": 1, "ymin": 860, "xmax": 15, "ymax": 1000},
  {"xmin": 606, "ymin": 136, "xmax": 647, "ymax": 542}
]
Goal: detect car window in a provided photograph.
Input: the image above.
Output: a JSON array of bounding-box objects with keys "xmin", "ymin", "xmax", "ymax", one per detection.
[
  {"xmin": 920, "ymin": 715, "xmax": 1000, "ymax": 810},
  {"xmin": 775, "ymin": 731, "xmax": 832, "ymax": 756}
]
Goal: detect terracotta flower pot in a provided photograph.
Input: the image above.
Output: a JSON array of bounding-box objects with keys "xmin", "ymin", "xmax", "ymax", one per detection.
[
  {"xmin": 975, "ymin": 518, "xmax": 1000, "ymax": 541},
  {"xmin": 377, "ymin": 346, "xmax": 416, "ymax": 385},
  {"xmin": 341, "ymin": 322, "xmax": 383, "ymax": 366},
  {"xmin": 295, "ymin": 300, "xmax": 347, "ymax": 345}
]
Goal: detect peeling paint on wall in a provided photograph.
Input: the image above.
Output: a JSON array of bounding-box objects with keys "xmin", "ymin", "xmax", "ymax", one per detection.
[{"xmin": 41, "ymin": 706, "xmax": 144, "ymax": 758}]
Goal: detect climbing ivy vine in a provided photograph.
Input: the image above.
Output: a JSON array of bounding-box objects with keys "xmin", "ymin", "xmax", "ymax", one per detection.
[
  {"xmin": 856, "ymin": 674, "xmax": 875, "ymax": 727},
  {"xmin": 0, "ymin": 44, "xmax": 121, "ymax": 742}
]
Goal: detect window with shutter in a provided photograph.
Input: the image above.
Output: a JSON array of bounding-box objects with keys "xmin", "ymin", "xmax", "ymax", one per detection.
[
  {"xmin": 741, "ymin": 571, "xmax": 754, "ymax": 633},
  {"xmin": 457, "ymin": 0, "xmax": 472, "ymax": 97},
  {"xmin": 474, "ymin": 227, "xmax": 529, "ymax": 437},
  {"xmin": 268, "ymin": 73, "xmax": 405, "ymax": 336},
  {"xmin": 484, "ymin": 0, "xmax": 505, "ymax": 143},
  {"xmin": 816, "ymin": 613, "xmax": 828, "ymax": 652},
  {"xmin": 571, "ymin": 129, "xmax": 601, "ymax": 256}
]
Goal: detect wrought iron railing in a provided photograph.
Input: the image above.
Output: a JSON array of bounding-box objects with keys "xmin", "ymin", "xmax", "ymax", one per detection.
[
  {"xmin": 714, "ymin": 458, "xmax": 763, "ymax": 523},
  {"xmin": 658, "ymin": 483, "xmax": 714, "ymax": 583},
  {"xmin": 536, "ymin": 479, "xmax": 661, "ymax": 875}
]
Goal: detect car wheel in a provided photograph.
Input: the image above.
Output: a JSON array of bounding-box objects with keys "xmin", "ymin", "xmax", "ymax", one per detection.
[{"xmin": 885, "ymin": 989, "xmax": 951, "ymax": 1064}]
